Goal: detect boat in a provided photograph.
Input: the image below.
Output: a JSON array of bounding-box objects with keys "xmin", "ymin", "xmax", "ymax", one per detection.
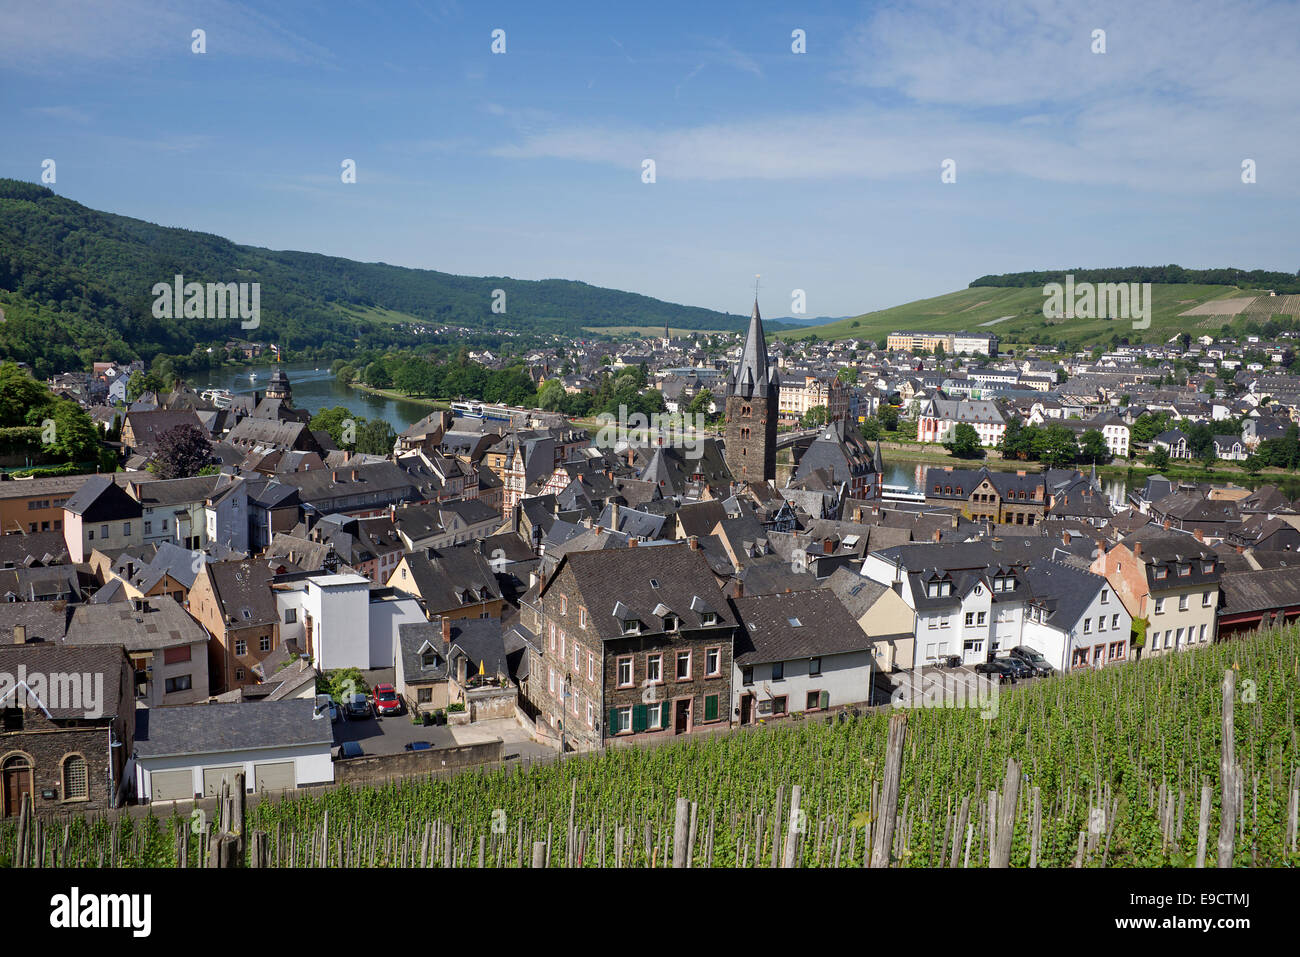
[{"xmin": 248, "ymin": 372, "xmax": 257, "ymax": 381}]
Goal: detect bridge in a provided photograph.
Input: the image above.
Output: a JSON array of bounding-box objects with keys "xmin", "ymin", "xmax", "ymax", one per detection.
[{"xmin": 775, "ymin": 428, "xmax": 824, "ymax": 449}]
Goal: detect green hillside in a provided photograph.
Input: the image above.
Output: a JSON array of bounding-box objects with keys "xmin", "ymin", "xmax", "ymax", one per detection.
[
  {"xmin": 0, "ymin": 179, "xmax": 744, "ymax": 375},
  {"xmin": 782, "ymin": 282, "xmax": 1296, "ymax": 349}
]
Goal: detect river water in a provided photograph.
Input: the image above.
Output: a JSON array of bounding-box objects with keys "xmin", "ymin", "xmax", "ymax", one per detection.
[{"xmin": 191, "ymin": 362, "xmax": 436, "ymax": 430}]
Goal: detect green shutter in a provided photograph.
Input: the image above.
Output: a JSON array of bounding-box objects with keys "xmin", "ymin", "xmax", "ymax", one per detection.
[
  {"xmin": 819, "ymin": 690, "xmax": 830, "ymax": 710},
  {"xmin": 608, "ymin": 708, "xmax": 619, "ymax": 733},
  {"xmin": 632, "ymin": 704, "xmax": 647, "ymax": 732},
  {"xmin": 662, "ymin": 701, "xmax": 672, "ymax": 728},
  {"xmin": 704, "ymin": 694, "xmax": 718, "ymax": 722}
]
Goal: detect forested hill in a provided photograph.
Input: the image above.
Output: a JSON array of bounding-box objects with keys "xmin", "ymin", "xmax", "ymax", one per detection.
[
  {"xmin": 0, "ymin": 179, "xmax": 743, "ymax": 375},
  {"xmin": 971, "ymin": 265, "xmax": 1300, "ymax": 293}
]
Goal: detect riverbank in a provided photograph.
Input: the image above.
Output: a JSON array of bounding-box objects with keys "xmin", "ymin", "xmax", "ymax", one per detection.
[{"xmin": 348, "ymin": 381, "xmax": 452, "ymax": 412}]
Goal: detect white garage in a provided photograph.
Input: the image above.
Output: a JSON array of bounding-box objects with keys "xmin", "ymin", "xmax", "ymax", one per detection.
[
  {"xmin": 150, "ymin": 768, "xmax": 194, "ymax": 802},
  {"xmin": 254, "ymin": 761, "xmax": 296, "ymax": 793},
  {"xmin": 135, "ymin": 699, "xmax": 335, "ymax": 804}
]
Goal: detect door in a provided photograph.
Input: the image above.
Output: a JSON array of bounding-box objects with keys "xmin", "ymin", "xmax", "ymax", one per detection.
[
  {"xmin": 254, "ymin": 761, "xmax": 296, "ymax": 793},
  {"xmin": 202, "ymin": 765, "xmax": 244, "ymax": 797},
  {"xmin": 739, "ymin": 694, "xmax": 753, "ymax": 725},
  {"xmin": 674, "ymin": 698, "xmax": 690, "ymax": 734},
  {"xmin": 3, "ymin": 756, "xmax": 32, "ymax": 817},
  {"xmin": 150, "ymin": 768, "xmax": 194, "ymax": 802}
]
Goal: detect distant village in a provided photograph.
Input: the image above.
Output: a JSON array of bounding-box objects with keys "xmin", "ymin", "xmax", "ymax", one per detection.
[{"xmin": 4, "ymin": 307, "xmax": 1300, "ymax": 814}]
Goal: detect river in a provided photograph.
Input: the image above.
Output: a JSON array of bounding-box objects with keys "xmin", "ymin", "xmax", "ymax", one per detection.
[{"xmin": 191, "ymin": 362, "xmax": 436, "ymax": 431}]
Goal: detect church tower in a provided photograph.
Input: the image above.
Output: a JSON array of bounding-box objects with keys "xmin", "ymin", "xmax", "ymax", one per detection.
[
  {"xmin": 724, "ymin": 296, "xmax": 779, "ymax": 483},
  {"xmin": 265, "ymin": 367, "xmax": 292, "ymax": 403}
]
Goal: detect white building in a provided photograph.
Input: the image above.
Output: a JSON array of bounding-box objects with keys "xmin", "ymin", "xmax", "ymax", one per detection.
[
  {"xmin": 134, "ymin": 699, "xmax": 334, "ymax": 802},
  {"xmin": 275, "ymin": 571, "xmax": 424, "ymax": 671}
]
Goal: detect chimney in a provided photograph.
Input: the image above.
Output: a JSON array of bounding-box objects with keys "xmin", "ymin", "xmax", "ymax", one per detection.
[
  {"xmin": 13, "ymin": 625, "xmax": 25, "ymax": 645},
  {"xmin": 1194, "ymin": 528, "xmax": 1205, "ymax": 543},
  {"xmin": 610, "ymin": 502, "xmax": 621, "ymax": 531},
  {"xmin": 1062, "ymin": 530, "xmax": 1072, "ymax": 546},
  {"xmin": 1235, "ymin": 544, "xmax": 1244, "ymax": 554},
  {"xmin": 629, "ymin": 538, "xmax": 638, "ymax": 547},
  {"xmin": 1163, "ymin": 519, "xmax": 1171, "ymax": 530},
  {"xmin": 1133, "ymin": 542, "xmax": 1142, "ymax": 557},
  {"xmin": 352, "ymin": 469, "xmax": 359, "ymax": 481},
  {"xmin": 689, "ymin": 535, "xmax": 701, "ymax": 550},
  {"xmin": 389, "ymin": 503, "xmax": 396, "ymax": 521},
  {"xmin": 331, "ymin": 470, "xmax": 338, "ymax": 483},
  {"xmin": 823, "ymin": 538, "xmax": 834, "ymax": 555},
  {"xmin": 734, "ymin": 579, "xmax": 743, "ymax": 598},
  {"xmin": 441, "ymin": 616, "xmax": 451, "ymax": 643},
  {"xmin": 933, "ymin": 528, "xmax": 942, "ymax": 543}
]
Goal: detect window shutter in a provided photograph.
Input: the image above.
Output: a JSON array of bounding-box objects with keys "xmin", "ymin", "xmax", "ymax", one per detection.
[
  {"xmin": 608, "ymin": 708, "xmax": 619, "ymax": 733},
  {"xmin": 632, "ymin": 704, "xmax": 647, "ymax": 733},
  {"xmin": 819, "ymin": 690, "xmax": 830, "ymax": 710},
  {"xmin": 704, "ymin": 694, "xmax": 718, "ymax": 722},
  {"xmin": 661, "ymin": 701, "xmax": 671, "ymax": 728}
]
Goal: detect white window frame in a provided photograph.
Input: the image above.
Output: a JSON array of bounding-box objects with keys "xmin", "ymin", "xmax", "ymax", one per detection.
[
  {"xmin": 617, "ymin": 656, "xmax": 633, "ymax": 688},
  {"xmin": 646, "ymin": 653, "xmax": 662, "ymax": 684}
]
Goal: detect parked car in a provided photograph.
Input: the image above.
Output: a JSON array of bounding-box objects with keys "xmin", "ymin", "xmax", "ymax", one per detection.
[
  {"xmin": 935, "ymin": 655, "xmax": 962, "ymax": 669},
  {"xmin": 337, "ymin": 741, "xmax": 363, "ymax": 759},
  {"xmin": 974, "ymin": 658, "xmax": 1017, "ymax": 683},
  {"xmin": 344, "ymin": 692, "xmax": 371, "ymax": 720},
  {"xmin": 404, "ymin": 741, "xmax": 433, "ymax": 752},
  {"xmin": 1010, "ymin": 645, "xmax": 1056, "ymax": 676},
  {"xmin": 372, "ymin": 683, "xmax": 403, "ymax": 717},
  {"xmin": 999, "ymin": 656, "xmax": 1035, "ymax": 680}
]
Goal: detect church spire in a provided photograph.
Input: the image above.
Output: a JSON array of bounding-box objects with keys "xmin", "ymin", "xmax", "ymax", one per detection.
[{"xmin": 730, "ymin": 294, "xmax": 776, "ymax": 399}]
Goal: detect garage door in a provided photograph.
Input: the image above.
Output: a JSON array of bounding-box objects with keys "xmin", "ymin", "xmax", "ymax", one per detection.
[
  {"xmin": 254, "ymin": 761, "xmax": 296, "ymax": 793},
  {"xmin": 150, "ymin": 769, "xmax": 194, "ymax": 803},
  {"xmin": 202, "ymin": 765, "xmax": 245, "ymax": 796}
]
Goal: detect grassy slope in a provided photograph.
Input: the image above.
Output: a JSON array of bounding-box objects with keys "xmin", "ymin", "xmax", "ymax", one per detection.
[{"xmin": 782, "ymin": 283, "xmax": 1287, "ymax": 347}]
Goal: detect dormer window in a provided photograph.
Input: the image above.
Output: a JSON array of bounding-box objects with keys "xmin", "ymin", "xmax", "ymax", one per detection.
[
  {"xmin": 1202, "ymin": 562, "xmax": 1214, "ymax": 574},
  {"xmin": 1155, "ymin": 567, "xmax": 1168, "ymax": 580},
  {"xmin": 621, "ymin": 619, "xmax": 640, "ymax": 636},
  {"xmin": 663, "ymin": 615, "xmax": 679, "ymax": 632},
  {"xmin": 702, "ymin": 612, "xmax": 718, "ymax": 626}
]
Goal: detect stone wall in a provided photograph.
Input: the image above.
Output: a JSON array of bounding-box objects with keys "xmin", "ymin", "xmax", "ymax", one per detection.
[{"xmin": 333, "ymin": 738, "xmax": 502, "ymax": 786}]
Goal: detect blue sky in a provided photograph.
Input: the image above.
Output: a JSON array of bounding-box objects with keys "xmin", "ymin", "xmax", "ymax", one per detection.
[{"xmin": 2, "ymin": 0, "xmax": 1297, "ymax": 319}]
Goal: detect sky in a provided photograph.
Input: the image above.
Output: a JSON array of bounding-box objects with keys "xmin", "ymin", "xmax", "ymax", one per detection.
[{"xmin": 1, "ymin": 0, "xmax": 1297, "ymax": 320}]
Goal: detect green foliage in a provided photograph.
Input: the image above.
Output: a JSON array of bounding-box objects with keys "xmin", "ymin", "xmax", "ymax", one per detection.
[
  {"xmin": 971, "ymin": 265, "xmax": 1300, "ymax": 293},
  {"xmin": 799, "ymin": 405, "xmax": 828, "ymax": 429},
  {"xmin": 877, "ymin": 404, "xmax": 900, "ymax": 432},
  {"xmin": 148, "ymin": 424, "xmax": 213, "ymax": 479},
  {"xmin": 0, "ymin": 361, "xmax": 102, "ymax": 465},
  {"xmin": 1147, "ymin": 446, "xmax": 1171, "ymax": 470},
  {"xmin": 943, "ymin": 422, "xmax": 985, "ymax": 459},
  {"xmin": 1079, "ymin": 429, "xmax": 1110, "ymax": 465},
  {"xmin": 860, "ymin": 417, "xmax": 882, "ymax": 442}
]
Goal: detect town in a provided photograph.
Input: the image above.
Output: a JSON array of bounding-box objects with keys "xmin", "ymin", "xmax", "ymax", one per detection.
[{"xmin": 2, "ymin": 294, "xmax": 1298, "ymax": 816}]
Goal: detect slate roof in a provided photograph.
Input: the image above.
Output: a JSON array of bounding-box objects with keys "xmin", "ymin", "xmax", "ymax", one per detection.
[
  {"xmin": 0, "ymin": 643, "xmax": 128, "ymax": 719},
  {"xmin": 731, "ymin": 589, "xmax": 872, "ymax": 665},
  {"xmin": 1219, "ymin": 566, "xmax": 1300, "ymax": 615},
  {"xmin": 65, "ymin": 596, "xmax": 208, "ymax": 650},
  {"xmin": 134, "ymin": 699, "xmax": 332, "ymax": 758},
  {"xmin": 63, "ymin": 475, "xmax": 142, "ymax": 521}
]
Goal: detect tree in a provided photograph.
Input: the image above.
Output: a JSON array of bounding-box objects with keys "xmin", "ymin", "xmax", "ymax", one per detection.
[
  {"xmin": 1079, "ymin": 429, "xmax": 1111, "ymax": 465},
  {"xmin": 536, "ymin": 379, "xmax": 566, "ymax": 411},
  {"xmin": 860, "ymin": 417, "xmax": 882, "ymax": 441},
  {"xmin": 1244, "ymin": 454, "xmax": 1263, "ymax": 476},
  {"xmin": 800, "ymin": 405, "xmax": 828, "ymax": 429},
  {"xmin": 1146, "ymin": 446, "xmax": 1170, "ymax": 470},
  {"xmin": 944, "ymin": 423, "xmax": 985, "ymax": 459},
  {"xmin": 1033, "ymin": 424, "xmax": 1078, "ymax": 467},
  {"xmin": 310, "ymin": 406, "xmax": 356, "ymax": 447},
  {"xmin": 837, "ymin": 368, "xmax": 858, "ymax": 385},
  {"xmin": 150, "ymin": 424, "xmax": 213, "ymax": 479},
  {"xmin": 878, "ymin": 405, "xmax": 899, "ymax": 432},
  {"xmin": 355, "ymin": 419, "xmax": 396, "ymax": 455},
  {"xmin": 933, "ymin": 343, "xmax": 946, "ymax": 363},
  {"xmin": 127, "ymin": 370, "xmax": 167, "ymax": 402}
]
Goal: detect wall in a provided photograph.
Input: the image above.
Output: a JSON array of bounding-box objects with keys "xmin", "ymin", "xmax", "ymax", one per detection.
[
  {"xmin": 733, "ymin": 649, "xmax": 874, "ymax": 720},
  {"xmin": 368, "ymin": 593, "xmax": 426, "ymax": 671},
  {"xmin": 332, "ymin": 738, "xmax": 502, "ymax": 786}
]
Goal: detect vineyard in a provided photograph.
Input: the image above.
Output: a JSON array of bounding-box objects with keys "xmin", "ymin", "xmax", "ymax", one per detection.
[{"xmin": 4, "ymin": 624, "xmax": 1299, "ymax": 868}]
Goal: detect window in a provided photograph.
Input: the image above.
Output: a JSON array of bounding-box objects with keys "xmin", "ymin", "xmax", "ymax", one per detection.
[
  {"xmin": 587, "ymin": 651, "xmax": 595, "ymax": 681},
  {"xmin": 1153, "ymin": 598, "xmax": 1165, "ymax": 615},
  {"xmin": 702, "ymin": 612, "xmax": 718, "ymax": 626},
  {"xmin": 559, "ymin": 631, "xmax": 565, "ymax": 659},
  {"xmin": 1179, "ymin": 595, "xmax": 1189, "ymax": 611},
  {"xmin": 144, "ymin": 521, "xmax": 152, "ymax": 534},
  {"xmin": 648, "ymin": 701, "xmax": 664, "ymax": 729},
  {"xmin": 806, "ymin": 691, "xmax": 828, "ymax": 711},
  {"xmin": 771, "ymin": 695, "xmax": 788, "ymax": 716},
  {"xmin": 706, "ymin": 648, "xmax": 721, "ymax": 676},
  {"xmin": 573, "ymin": 643, "xmax": 581, "ymax": 670},
  {"xmin": 646, "ymin": 654, "xmax": 662, "ymax": 684},
  {"xmin": 1199, "ymin": 624, "xmax": 1207, "ymax": 642},
  {"xmin": 164, "ymin": 674, "xmax": 192, "ymax": 693},
  {"xmin": 417, "ymin": 688, "xmax": 432, "ymax": 704},
  {"xmin": 579, "ymin": 607, "xmax": 587, "ymax": 629},
  {"xmin": 617, "ymin": 657, "xmax": 633, "ymax": 687},
  {"xmin": 621, "ymin": 619, "xmax": 639, "ymax": 635},
  {"xmin": 549, "ymin": 623, "xmax": 556, "ymax": 651},
  {"xmin": 100, "ymin": 525, "xmax": 109, "ymax": 539},
  {"xmin": 1155, "ymin": 567, "xmax": 1168, "ymax": 580},
  {"xmin": 123, "ymin": 522, "xmax": 131, "ymax": 536},
  {"xmin": 1202, "ymin": 591, "xmax": 1212, "ymax": 607},
  {"xmin": 1099, "ymin": 616, "xmax": 1107, "ymax": 632},
  {"xmin": 587, "ymin": 701, "xmax": 595, "ymax": 728},
  {"xmin": 616, "ymin": 706, "xmax": 632, "ymax": 733},
  {"xmin": 235, "ymin": 668, "xmax": 245, "ymax": 681},
  {"xmin": 62, "ymin": 755, "xmax": 88, "ymax": 800},
  {"xmin": 742, "ymin": 666, "xmax": 753, "ymax": 686},
  {"xmin": 771, "ymin": 660, "xmax": 784, "ymax": 681},
  {"xmin": 939, "ymin": 615, "xmax": 950, "ymax": 628},
  {"xmin": 663, "ymin": 614, "xmax": 679, "ymax": 631},
  {"xmin": 284, "ymin": 608, "xmax": 296, "ymax": 624},
  {"xmin": 260, "ymin": 635, "xmax": 272, "ymax": 653},
  {"xmin": 964, "ymin": 612, "xmax": 974, "ymax": 626},
  {"xmin": 1176, "ymin": 627, "xmax": 1185, "ymax": 646},
  {"xmin": 560, "ymin": 595, "xmax": 568, "ymax": 615},
  {"xmin": 1083, "ymin": 619, "xmax": 1092, "ymax": 634},
  {"xmin": 676, "ymin": 651, "xmax": 691, "ymax": 680},
  {"xmin": 1100, "ymin": 589, "xmax": 1109, "ymax": 604},
  {"xmin": 977, "ymin": 611, "xmax": 986, "ymax": 625},
  {"xmin": 1112, "ymin": 614, "xmax": 1120, "ymax": 630},
  {"xmin": 234, "ymin": 639, "xmax": 247, "ymax": 656},
  {"xmin": 808, "ymin": 656, "xmax": 821, "ymax": 676},
  {"xmin": 549, "ymin": 668, "xmax": 555, "ymax": 694}
]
